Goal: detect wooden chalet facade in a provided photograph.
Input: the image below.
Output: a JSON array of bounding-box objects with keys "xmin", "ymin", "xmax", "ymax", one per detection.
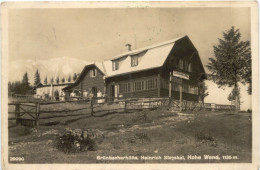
[
  {"xmin": 63, "ymin": 36, "xmax": 206, "ymax": 101},
  {"xmin": 63, "ymin": 63, "xmax": 106, "ymax": 97}
]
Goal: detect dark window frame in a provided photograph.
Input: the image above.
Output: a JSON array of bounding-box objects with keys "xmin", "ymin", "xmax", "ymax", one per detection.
[
  {"xmin": 91, "ymin": 69, "xmax": 97, "ymax": 77},
  {"xmin": 131, "ymin": 55, "xmax": 138, "ymax": 67},
  {"xmin": 112, "ymin": 60, "xmax": 119, "ymax": 71}
]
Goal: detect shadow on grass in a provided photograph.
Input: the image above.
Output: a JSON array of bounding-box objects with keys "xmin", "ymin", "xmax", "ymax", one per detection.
[
  {"xmin": 223, "ymin": 113, "xmax": 235, "ymax": 116},
  {"xmin": 65, "ymin": 115, "xmax": 92, "ymax": 124},
  {"xmin": 93, "ymin": 111, "xmax": 122, "ymax": 118},
  {"xmin": 40, "ymin": 111, "xmax": 126, "ymax": 126}
]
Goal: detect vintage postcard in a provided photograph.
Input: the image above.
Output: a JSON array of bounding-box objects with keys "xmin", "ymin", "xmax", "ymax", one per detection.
[{"xmin": 1, "ymin": 1, "xmax": 259, "ymax": 170}]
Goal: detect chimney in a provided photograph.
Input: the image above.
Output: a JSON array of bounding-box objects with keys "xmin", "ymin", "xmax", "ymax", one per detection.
[{"xmin": 125, "ymin": 43, "xmax": 131, "ymax": 51}]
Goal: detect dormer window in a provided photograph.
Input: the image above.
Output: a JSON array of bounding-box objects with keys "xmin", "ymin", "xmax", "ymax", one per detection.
[
  {"xmin": 112, "ymin": 60, "xmax": 119, "ymax": 71},
  {"xmin": 90, "ymin": 69, "xmax": 97, "ymax": 77},
  {"xmin": 131, "ymin": 55, "xmax": 138, "ymax": 67}
]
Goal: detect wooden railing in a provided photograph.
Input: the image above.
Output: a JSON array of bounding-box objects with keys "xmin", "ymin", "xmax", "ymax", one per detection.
[
  {"xmin": 8, "ymin": 97, "xmax": 235, "ymax": 127},
  {"xmin": 8, "ymin": 102, "xmax": 40, "ymax": 126}
]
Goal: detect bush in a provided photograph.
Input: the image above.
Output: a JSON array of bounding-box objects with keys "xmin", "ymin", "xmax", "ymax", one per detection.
[
  {"xmin": 127, "ymin": 132, "xmax": 151, "ymax": 144},
  {"xmin": 195, "ymin": 131, "xmax": 217, "ymax": 147},
  {"xmin": 23, "ymin": 127, "xmax": 37, "ymax": 136},
  {"xmin": 56, "ymin": 129, "xmax": 98, "ymax": 153},
  {"xmin": 131, "ymin": 111, "xmax": 152, "ymax": 123}
]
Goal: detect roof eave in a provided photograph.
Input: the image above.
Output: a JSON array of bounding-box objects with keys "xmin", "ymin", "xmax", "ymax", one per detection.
[{"xmin": 105, "ymin": 66, "xmax": 162, "ymax": 79}]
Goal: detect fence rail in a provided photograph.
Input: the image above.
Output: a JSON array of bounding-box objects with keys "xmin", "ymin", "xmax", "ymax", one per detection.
[{"xmin": 8, "ymin": 97, "xmax": 235, "ymax": 127}]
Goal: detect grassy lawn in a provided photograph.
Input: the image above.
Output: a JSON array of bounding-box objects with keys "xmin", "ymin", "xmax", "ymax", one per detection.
[{"xmin": 8, "ymin": 109, "xmax": 252, "ymax": 163}]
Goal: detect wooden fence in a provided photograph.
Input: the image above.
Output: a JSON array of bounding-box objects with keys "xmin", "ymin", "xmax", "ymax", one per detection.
[
  {"xmin": 8, "ymin": 97, "xmax": 235, "ymax": 127},
  {"xmin": 8, "ymin": 102, "xmax": 40, "ymax": 126}
]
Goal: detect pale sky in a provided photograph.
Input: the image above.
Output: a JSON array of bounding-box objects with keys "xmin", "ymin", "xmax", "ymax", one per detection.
[{"xmin": 8, "ymin": 7, "xmax": 251, "ymax": 110}]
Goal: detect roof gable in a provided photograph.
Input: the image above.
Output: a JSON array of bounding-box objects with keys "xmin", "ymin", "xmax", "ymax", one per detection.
[
  {"xmin": 63, "ymin": 63, "xmax": 105, "ymax": 90},
  {"xmin": 102, "ymin": 35, "xmax": 206, "ymax": 78},
  {"xmin": 108, "ymin": 36, "xmax": 185, "ymax": 61},
  {"xmin": 103, "ymin": 42, "xmax": 175, "ymax": 77}
]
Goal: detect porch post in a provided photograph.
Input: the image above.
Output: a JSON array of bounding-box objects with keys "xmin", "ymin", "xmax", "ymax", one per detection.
[
  {"xmin": 158, "ymin": 73, "xmax": 160, "ymax": 97},
  {"xmin": 180, "ymin": 86, "xmax": 182, "ymax": 111},
  {"xmin": 169, "ymin": 72, "xmax": 172, "ymax": 98}
]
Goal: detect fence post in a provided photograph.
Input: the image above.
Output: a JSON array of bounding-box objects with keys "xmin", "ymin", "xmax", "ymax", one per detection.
[
  {"xmin": 35, "ymin": 102, "xmax": 40, "ymax": 126},
  {"xmin": 124, "ymin": 97, "xmax": 127, "ymax": 113},
  {"xmin": 212, "ymin": 103, "xmax": 215, "ymax": 112},
  {"xmin": 168, "ymin": 97, "xmax": 171, "ymax": 110},
  {"xmin": 15, "ymin": 103, "xmax": 20, "ymax": 125},
  {"xmin": 90, "ymin": 98, "xmax": 94, "ymax": 116}
]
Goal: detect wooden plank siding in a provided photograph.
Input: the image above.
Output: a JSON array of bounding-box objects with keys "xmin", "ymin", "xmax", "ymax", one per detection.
[
  {"xmin": 80, "ymin": 65, "xmax": 105, "ymax": 94},
  {"xmin": 64, "ymin": 65, "xmax": 105, "ymax": 95},
  {"xmin": 156, "ymin": 36, "xmax": 205, "ymax": 101},
  {"xmin": 106, "ymin": 68, "xmax": 160, "ymax": 98}
]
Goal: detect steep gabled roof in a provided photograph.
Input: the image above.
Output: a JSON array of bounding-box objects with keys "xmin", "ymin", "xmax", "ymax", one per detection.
[
  {"xmin": 108, "ymin": 36, "xmax": 184, "ymax": 61},
  {"xmin": 103, "ymin": 36, "xmax": 186, "ymax": 78},
  {"xmin": 63, "ymin": 62, "xmax": 105, "ymax": 91}
]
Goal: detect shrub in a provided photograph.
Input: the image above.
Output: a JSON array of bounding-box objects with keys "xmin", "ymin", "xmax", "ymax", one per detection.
[
  {"xmin": 23, "ymin": 127, "xmax": 36, "ymax": 136},
  {"xmin": 131, "ymin": 111, "xmax": 152, "ymax": 124},
  {"xmin": 127, "ymin": 132, "xmax": 151, "ymax": 144},
  {"xmin": 195, "ymin": 131, "xmax": 217, "ymax": 147},
  {"xmin": 56, "ymin": 129, "xmax": 98, "ymax": 153}
]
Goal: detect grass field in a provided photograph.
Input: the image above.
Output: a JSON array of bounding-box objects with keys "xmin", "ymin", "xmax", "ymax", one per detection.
[{"xmin": 8, "ymin": 108, "xmax": 252, "ymax": 164}]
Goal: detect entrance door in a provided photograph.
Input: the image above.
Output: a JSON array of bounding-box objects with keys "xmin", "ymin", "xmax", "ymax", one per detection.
[
  {"xmin": 92, "ymin": 87, "xmax": 97, "ymax": 97},
  {"xmin": 110, "ymin": 84, "xmax": 119, "ymax": 101},
  {"xmin": 110, "ymin": 85, "xmax": 115, "ymax": 99}
]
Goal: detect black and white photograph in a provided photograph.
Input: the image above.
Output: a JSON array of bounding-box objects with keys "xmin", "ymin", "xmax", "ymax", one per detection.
[{"xmin": 1, "ymin": 1, "xmax": 259, "ymax": 170}]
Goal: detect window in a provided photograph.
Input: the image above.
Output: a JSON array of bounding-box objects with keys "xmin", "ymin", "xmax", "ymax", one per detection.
[
  {"xmin": 188, "ymin": 63, "xmax": 192, "ymax": 72},
  {"xmin": 183, "ymin": 83, "xmax": 189, "ymax": 93},
  {"xmin": 173, "ymin": 82, "xmax": 181, "ymax": 91},
  {"xmin": 112, "ymin": 60, "xmax": 119, "ymax": 71},
  {"xmin": 127, "ymin": 83, "xmax": 131, "ymax": 92},
  {"xmin": 162, "ymin": 78, "xmax": 169, "ymax": 89},
  {"xmin": 119, "ymin": 83, "xmax": 126, "ymax": 93},
  {"xmin": 188, "ymin": 85, "xmax": 198, "ymax": 94},
  {"xmin": 184, "ymin": 61, "xmax": 190, "ymax": 71},
  {"xmin": 188, "ymin": 85, "xmax": 194, "ymax": 94},
  {"xmin": 119, "ymin": 83, "xmax": 131, "ymax": 93},
  {"xmin": 131, "ymin": 55, "xmax": 138, "ymax": 67},
  {"xmin": 132, "ymin": 78, "xmax": 158, "ymax": 92},
  {"xmin": 194, "ymin": 87, "xmax": 198, "ymax": 95},
  {"xmin": 119, "ymin": 78, "xmax": 158, "ymax": 93},
  {"xmin": 178, "ymin": 59, "xmax": 184, "ymax": 70},
  {"xmin": 90, "ymin": 69, "xmax": 97, "ymax": 77},
  {"xmin": 145, "ymin": 78, "xmax": 157, "ymax": 90},
  {"xmin": 184, "ymin": 60, "xmax": 187, "ymax": 71},
  {"xmin": 134, "ymin": 81, "xmax": 142, "ymax": 91}
]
